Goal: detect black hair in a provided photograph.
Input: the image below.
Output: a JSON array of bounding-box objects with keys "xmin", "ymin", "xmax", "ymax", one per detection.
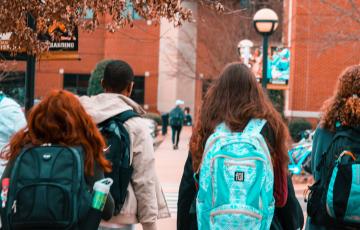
[
  {"xmin": 185, "ymin": 107, "xmax": 190, "ymax": 114},
  {"xmin": 103, "ymin": 60, "xmax": 134, "ymax": 93}
]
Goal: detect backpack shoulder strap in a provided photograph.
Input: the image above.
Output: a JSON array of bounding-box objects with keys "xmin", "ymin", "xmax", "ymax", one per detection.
[
  {"xmin": 243, "ymin": 119, "xmax": 272, "ymax": 163},
  {"xmin": 115, "ymin": 110, "xmax": 140, "ymax": 124},
  {"xmin": 316, "ymin": 128, "xmax": 355, "ymax": 171},
  {"xmin": 243, "ymin": 119, "xmax": 267, "ymax": 135}
]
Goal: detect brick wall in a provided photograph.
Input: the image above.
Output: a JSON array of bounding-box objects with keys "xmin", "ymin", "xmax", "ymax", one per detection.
[
  {"xmin": 34, "ymin": 19, "xmax": 160, "ymax": 112},
  {"xmin": 287, "ymin": 0, "xmax": 360, "ymax": 120}
]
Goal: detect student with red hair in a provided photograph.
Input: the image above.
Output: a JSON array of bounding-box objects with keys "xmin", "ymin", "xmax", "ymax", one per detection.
[{"xmin": 0, "ymin": 90, "xmax": 114, "ymax": 228}]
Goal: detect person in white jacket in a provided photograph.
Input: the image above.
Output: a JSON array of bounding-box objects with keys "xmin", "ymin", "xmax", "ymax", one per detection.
[
  {"xmin": 0, "ymin": 92, "xmax": 26, "ymax": 176},
  {"xmin": 80, "ymin": 60, "xmax": 170, "ymax": 230}
]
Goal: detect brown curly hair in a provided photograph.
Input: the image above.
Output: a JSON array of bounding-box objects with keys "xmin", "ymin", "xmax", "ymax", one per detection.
[{"xmin": 321, "ymin": 65, "xmax": 360, "ymax": 131}]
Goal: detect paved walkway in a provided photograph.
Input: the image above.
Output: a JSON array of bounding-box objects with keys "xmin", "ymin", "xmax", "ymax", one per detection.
[
  {"xmin": 135, "ymin": 126, "xmax": 310, "ymax": 229},
  {"xmin": 136, "ymin": 126, "xmax": 192, "ymax": 229}
]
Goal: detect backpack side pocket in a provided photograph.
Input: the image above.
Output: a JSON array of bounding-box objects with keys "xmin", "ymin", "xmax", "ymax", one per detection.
[{"xmin": 307, "ymin": 180, "xmax": 327, "ymax": 225}]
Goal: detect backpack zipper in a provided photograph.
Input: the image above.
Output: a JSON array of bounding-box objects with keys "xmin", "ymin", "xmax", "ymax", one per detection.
[
  {"xmin": 210, "ymin": 155, "xmax": 267, "ymax": 206},
  {"xmin": 12, "ymin": 200, "xmax": 17, "ymax": 214},
  {"xmin": 225, "ymin": 161, "xmax": 256, "ymax": 167},
  {"xmin": 210, "ymin": 209, "xmax": 262, "ymax": 223}
]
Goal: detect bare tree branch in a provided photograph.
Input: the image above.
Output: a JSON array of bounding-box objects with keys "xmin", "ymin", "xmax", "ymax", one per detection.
[{"xmin": 0, "ymin": 0, "xmax": 225, "ymax": 55}]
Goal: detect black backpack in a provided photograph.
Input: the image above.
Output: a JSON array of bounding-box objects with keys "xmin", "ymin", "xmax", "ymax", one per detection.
[
  {"xmin": 2, "ymin": 145, "xmax": 92, "ymax": 230},
  {"xmin": 307, "ymin": 128, "xmax": 360, "ymax": 228},
  {"xmin": 98, "ymin": 110, "xmax": 139, "ymax": 215},
  {"xmin": 169, "ymin": 108, "xmax": 184, "ymax": 127}
]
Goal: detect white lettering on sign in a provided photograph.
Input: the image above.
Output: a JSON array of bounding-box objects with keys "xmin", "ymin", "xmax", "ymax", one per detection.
[{"xmin": 50, "ymin": 42, "xmax": 75, "ymax": 48}]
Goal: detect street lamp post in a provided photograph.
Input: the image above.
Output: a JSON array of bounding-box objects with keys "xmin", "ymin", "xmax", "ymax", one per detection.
[
  {"xmin": 253, "ymin": 8, "xmax": 279, "ymax": 89},
  {"xmin": 25, "ymin": 14, "xmax": 36, "ymax": 113}
]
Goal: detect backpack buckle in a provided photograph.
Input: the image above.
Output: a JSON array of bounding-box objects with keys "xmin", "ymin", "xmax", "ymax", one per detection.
[{"xmin": 338, "ymin": 151, "xmax": 356, "ymax": 162}]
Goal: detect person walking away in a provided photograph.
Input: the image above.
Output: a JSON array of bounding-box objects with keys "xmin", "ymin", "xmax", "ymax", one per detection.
[
  {"xmin": 0, "ymin": 90, "xmax": 114, "ymax": 229},
  {"xmin": 161, "ymin": 112, "xmax": 169, "ymax": 136},
  {"xmin": 0, "ymin": 92, "xmax": 26, "ymax": 177},
  {"xmin": 169, "ymin": 100, "xmax": 185, "ymax": 150},
  {"xmin": 189, "ymin": 63, "xmax": 291, "ymax": 229},
  {"xmin": 184, "ymin": 107, "xmax": 193, "ymax": 126},
  {"xmin": 306, "ymin": 65, "xmax": 360, "ymax": 230},
  {"xmin": 80, "ymin": 60, "xmax": 170, "ymax": 230},
  {"xmin": 177, "ymin": 154, "xmax": 303, "ymax": 230}
]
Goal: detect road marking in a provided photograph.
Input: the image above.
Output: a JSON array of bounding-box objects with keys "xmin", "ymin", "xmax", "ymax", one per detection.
[{"xmin": 164, "ymin": 192, "xmax": 178, "ymax": 216}]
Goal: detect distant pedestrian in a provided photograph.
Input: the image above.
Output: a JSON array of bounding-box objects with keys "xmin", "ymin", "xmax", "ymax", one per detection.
[
  {"xmin": 184, "ymin": 107, "xmax": 192, "ymax": 126},
  {"xmin": 188, "ymin": 63, "xmax": 302, "ymax": 229},
  {"xmin": 306, "ymin": 65, "xmax": 360, "ymax": 229},
  {"xmin": 161, "ymin": 112, "xmax": 169, "ymax": 135},
  {"xmin": 169, "ymin": 100, "xmax": 185, "ymax": 150},
  {"xmin": 0, "ymin": 92, "xmax": 26, "ymax": 177}
]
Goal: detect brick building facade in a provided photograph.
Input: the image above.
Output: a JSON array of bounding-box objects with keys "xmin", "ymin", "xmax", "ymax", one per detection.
[
  {"xmin": 284, "ymin": 0, "xmax": 360, "ymax": 121},
  {"xmin": 2, "ymin": 0, "xmax": 357, "ymax": 120},
  {"xmin": 2, "ymin": 17, "xmax": 160, "ymax": 112},
  {"xmin": 2, "ymin": 0, "xmax": 284, "ymax": 116}
]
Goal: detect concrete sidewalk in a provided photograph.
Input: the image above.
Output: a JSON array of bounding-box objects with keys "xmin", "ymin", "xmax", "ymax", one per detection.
[{"xmin": 136, "ymin": 126, "xmax": 192, "ymax": 230}]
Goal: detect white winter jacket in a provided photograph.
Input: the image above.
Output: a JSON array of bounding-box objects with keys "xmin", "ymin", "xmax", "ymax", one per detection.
[
  {"xmin": 79, "ymin": 93, "xmax": 170, "ymax": 230},
  {"xmin": 0, "ymin": 96, "xmax": 26, "ymax": 176}
]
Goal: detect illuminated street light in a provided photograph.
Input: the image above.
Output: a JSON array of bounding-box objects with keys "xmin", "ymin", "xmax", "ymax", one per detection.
[{"xmin": 253, "ymin": 8, "xmax": 279, "ymax": 88}]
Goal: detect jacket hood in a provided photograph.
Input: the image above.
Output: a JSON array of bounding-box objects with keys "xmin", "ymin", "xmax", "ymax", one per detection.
[
  {"xmin": 79, "ymin": 93, "xmax": 145, "ymax": 124},
  {"xmin": 0, "ymin": 97, "xmax": 23, "ymax": 112},
  {"xmin": 0, "ymin": 96, "xmax": 27, "ymax": 154}
]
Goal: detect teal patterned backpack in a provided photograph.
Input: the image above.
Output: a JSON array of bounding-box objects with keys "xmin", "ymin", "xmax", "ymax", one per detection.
[{"xmin": 196, "ymin": 119, "xmax": 274, "ymax": 230}]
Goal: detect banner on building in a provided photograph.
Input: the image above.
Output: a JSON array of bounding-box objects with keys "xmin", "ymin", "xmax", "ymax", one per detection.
[
  {"xmin": 1, "ymin": 20, "xmax": 78, "ymax": 54},
  {"xmin": 39, "ymin": 20, "xmax": 78, "ymax": 51},
  {"xmin": 241, "ymin": 46, "xmax": 290, "ymax": 90}
]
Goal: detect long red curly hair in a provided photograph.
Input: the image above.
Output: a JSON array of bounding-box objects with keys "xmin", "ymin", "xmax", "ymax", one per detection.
[{"xmin": 1, "ymin": 90, "xmax": 111, "ymax": 176}]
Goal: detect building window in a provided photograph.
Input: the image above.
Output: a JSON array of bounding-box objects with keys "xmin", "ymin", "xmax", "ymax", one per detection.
[
  {"xmin": 240, "ymin": 0, "xmax": 250, "ymax": 9},
  {"xmin": 63, "ymin": 73, "xmax": 90, "ymax": 96},
  {"xmin": 85, "ymin": 1, "xmax": 141, "ymax": 20},
  {"xmin": 85, "ymin": 9, "xmax": 94, "ymax": 19},
  {"xmin": 0, "ymin": 71, "xmax": 25, "ymax": 105},
  {"xmin": 131, "ymin": 76, "xmax": 145, "ymax": 105},
  {"xmin": 126, "ymin": 0, "xmax": 142, "ymax": 20},
  {"xmin": 202, "ymin": 79, "xmax": 213, "ymax": 98},
  {"xmin": 256, "ymin": 0, "xmax": 270, "ymax": 9}
]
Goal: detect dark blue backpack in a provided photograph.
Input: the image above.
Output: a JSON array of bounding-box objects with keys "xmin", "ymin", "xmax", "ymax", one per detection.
[
  {"xmin": 2, "ymin": 145, "xmax": 91, "ymax": 230},
  {"xmin": 169, "ymin": 107, "xmax": 184, "ymax": 126},
  {"xmin": 307, "ymin": 128, "xmax": 360, "ymax": 228},
  {"xmin": 98, "ymin": 110, "xmax": 139, "ymax": 215}
]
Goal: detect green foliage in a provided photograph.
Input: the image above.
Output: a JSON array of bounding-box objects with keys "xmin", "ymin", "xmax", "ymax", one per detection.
[
  {"xmin": 143, "ymin": 112, "xmax": 162, "ymax": 125},
  {"xmin": 268, "ymin": 90, "xmax": 285, "ymax": 116},
  {"xmin": 87, "ymin": 59, "xmax": 113, "ymax": 96},
  {"xmin": 288, "ymin": 118, "xmax": 313, "ymax": 142}
]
